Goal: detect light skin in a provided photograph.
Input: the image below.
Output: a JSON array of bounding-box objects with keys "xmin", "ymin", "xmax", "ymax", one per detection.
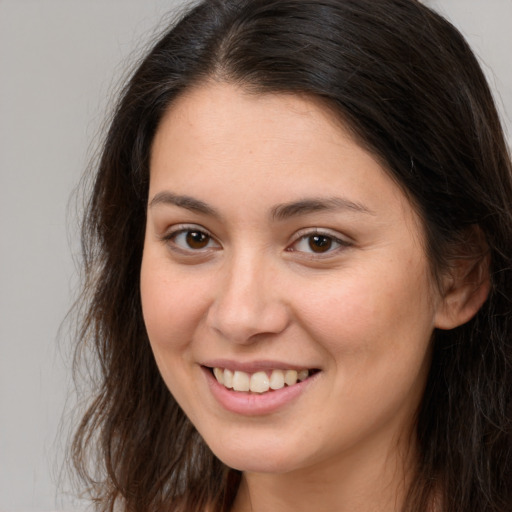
[{"xmin": 140, "ymin": 82, "xmax": 489, "ymax": 512}]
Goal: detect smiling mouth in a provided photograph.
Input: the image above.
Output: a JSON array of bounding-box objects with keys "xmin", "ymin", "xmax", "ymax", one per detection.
[{"xmin": 209, "ymin": 367, "xmax": 319, "ymax": 394}]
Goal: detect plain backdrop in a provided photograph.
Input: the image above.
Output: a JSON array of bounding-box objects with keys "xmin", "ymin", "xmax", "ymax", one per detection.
[{"xmin": 0, "ymin": 1, "xmax": 510, "ymax": 511}]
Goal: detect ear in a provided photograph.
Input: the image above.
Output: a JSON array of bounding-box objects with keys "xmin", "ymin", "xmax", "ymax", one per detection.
[{"xmin": 434, "ymin": 234, "xmax": 491, "ymax": 330}]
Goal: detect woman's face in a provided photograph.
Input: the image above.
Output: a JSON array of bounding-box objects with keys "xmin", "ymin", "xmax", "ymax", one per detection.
[{"xmin": 141, "ymin": 83, "xmax": 445, "ymax": 475}]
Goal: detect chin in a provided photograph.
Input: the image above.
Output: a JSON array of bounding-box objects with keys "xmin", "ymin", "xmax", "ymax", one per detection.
[{"xmin": 205, "ymin": 434, "xmax": 311, "ymax": 474}]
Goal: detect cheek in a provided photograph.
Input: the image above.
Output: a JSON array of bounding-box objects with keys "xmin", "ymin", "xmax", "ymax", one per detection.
[
  {"xmin": 140, "ymin": 253, "xmax": 208, "ymax": 358},
  {"xmin": 294, "ymin": 267, "xmax": 435, "ymax": 437},
  {"xmin": 139, "ymin": 254, "xmax": 208, "ymax": 409},
  {"xmin": 294, "ymin": 261, "xmax": 436, "ymax": 364}
]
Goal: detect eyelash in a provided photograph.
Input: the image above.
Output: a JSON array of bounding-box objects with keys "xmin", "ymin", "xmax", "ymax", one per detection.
[
  {"xmin": 160, "ymin": 225, "xmax": 220, "ymax": 254},
  {"xmin": 287, "ymin": 229, "xmax": 351, "ymax": 257},
  {"xmin": 160, "ymin": 225, "xmax": 351, "ymax": 258}
]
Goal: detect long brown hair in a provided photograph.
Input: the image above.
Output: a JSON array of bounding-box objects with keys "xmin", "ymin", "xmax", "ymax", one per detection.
[{"xmin": 72, "ymin": 1, "xmax": 512, "ymax": 510}]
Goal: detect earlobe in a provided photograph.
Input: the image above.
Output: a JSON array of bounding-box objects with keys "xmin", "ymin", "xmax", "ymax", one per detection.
[{"xmin": 434, "ymin": 253, "xmax": 491, "ymax": 330}]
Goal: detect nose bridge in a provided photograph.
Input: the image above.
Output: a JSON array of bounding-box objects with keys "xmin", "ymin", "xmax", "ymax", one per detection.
[{"xmin": 207, "ymin": 246, "xmax": 288, "ymax": 343}]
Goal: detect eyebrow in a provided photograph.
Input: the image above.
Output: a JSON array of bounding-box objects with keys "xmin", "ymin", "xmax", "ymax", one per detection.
[
  {"xmin": 148, "ymin": 191, "xmax": 374, "ymax": 220},
  {"xmin": 148, "ymin": 191, "xmax": 220, "ymax": 217},
  {"xmin": 271, "ymin": 197, "xmax": 375, "ymax": 221}
]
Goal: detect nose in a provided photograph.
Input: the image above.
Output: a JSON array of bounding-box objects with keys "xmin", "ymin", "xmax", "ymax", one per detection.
[{"xmin": 206, "ymin": 252, "xmax": 290, "ymax": 344}]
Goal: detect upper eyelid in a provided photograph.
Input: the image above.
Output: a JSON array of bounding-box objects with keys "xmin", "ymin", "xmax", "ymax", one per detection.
[
  {"xmin": 290, "ymin": 227, "xmax": 352, "ymax": 243},
  {"xmin": 161, "ymin": 223, "xmax": 214, "ymax": 239},
  {"xmin": 161, "ymin": 225, "xmax": 347, "ymax": 239}
]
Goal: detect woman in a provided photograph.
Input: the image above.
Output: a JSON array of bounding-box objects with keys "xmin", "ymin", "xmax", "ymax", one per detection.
[{"xmin": 72, "ymin": 0, "xmax": 512, "ymax": 511}]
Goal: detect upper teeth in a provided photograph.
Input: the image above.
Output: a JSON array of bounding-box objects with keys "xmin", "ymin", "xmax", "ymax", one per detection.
[{"xmin": 213, "ymin": 368, "xmax": 309, "ymax": 393}]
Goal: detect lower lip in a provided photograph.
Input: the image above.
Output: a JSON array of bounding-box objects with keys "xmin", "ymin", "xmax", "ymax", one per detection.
[{"xmin": 202, "ymin": 367, "xmax": 319, "ymax": 416}]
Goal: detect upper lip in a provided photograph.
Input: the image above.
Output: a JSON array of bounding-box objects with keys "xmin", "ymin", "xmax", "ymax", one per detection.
[{"xmin": 200, "ymin": 359, "xmax": 320, "ymax": 373}]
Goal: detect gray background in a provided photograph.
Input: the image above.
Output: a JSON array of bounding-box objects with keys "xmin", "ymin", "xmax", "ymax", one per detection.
[{"xmin": 0, "ymin": 1, "xmax": 510, "ymax": 511}]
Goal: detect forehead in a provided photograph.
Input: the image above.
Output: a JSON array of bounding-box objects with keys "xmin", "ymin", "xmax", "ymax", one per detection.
[
  {"xmin": 152, "ymin": 83, "xmax": 348, "ymax": 159},
  {"xmin": 149, "ymin": 82, "xmax": 419, "ymax": 231},
  {"xmin": 151, "ymin": 83, "xmax": 371, "ymax": 184}
]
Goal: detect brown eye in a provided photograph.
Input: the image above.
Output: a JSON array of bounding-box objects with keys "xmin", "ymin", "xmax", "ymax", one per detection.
[
  {"xmin": 308, "ymin": 235, "xmax": 333, "ymax": 253},
  {"xmin": 289, "ymin": 230, "xmax": 349, "ymax": 256},
  {"xmin": 167, "ymin": 227, "xmax": 219, "ymax": 252},
  {"xmin": 185, "ymin": 230, "xmax": 210, "ymax": 249}
]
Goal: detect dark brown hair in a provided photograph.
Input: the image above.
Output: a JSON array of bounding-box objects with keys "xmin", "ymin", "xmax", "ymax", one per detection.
[{"xmin": 72, "ymin": 1, "xmax": 512, "ymax": 511}]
